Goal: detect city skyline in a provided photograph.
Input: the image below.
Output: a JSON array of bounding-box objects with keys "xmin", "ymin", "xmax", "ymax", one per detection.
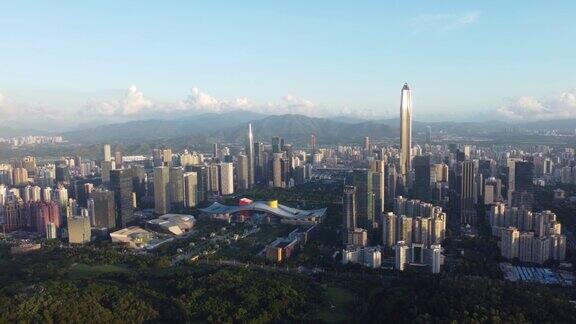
[
  {"xmin": 1, "ymin": 2, "xmax": 576, "ymax": 322},
  {"xmin": 1, "ymin": 2, "xmax": 575, "ymax": 129}
]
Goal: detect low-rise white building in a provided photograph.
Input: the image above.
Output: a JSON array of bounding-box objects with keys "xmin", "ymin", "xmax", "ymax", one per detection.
[
  {"xmin": 110, "ymin": 226, "xmax": 174, "ymax": 250},
  {"xmin": 342, "ymin": 246, "xmax": 381, "ymax": 268},
  {"xmin": 147, "ymin": 213, "xmax": 195, "ymax": 236}
]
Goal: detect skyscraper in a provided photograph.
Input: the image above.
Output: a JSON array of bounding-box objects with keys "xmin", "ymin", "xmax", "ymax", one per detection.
[
  {"xmin": 254, "ymin": 142, "xmax": 265, "ymax": 184},
  {"xmin": 363, "ymin": 136, "xmax": 370, "ymax": 151},
  {"xmin": 398, "ymin": 215, "xmax": 413, "ymax": 245},
  {"xmin": 169, "ymin": 167, "xmax": 184, "ymax": 211},
  {"xmin": 183, "ymin": 172, "xmax": 198, "ymax": 208},
  {"xmin": 55, "ymin": 165, "xmax": 70, "ymax": 184},
  {"xmin": 42, "ymin": 187, "xmax": 52, "ymax": 202},
  {"xmin": 32, "ymin": 201, "xmax": 60, "ymax": 235},
  {"xmin": 154, "ymin": 166, "xmax": 170, "ymax": 215},
  {"xmin": 478, "ymin": 159, "xmax": 495, "ymax": 179},
  {"xmin": 453, "ymin": 160, "xmax": 476, "ymax": 226},
  {"xmin": 219, "ymin": 162, "xmax": 234, "ymax": 195},
  {"xmin": 382, "ymin": 212, "xmax": 397, "ymax": 248},
  {"xmin": 103, "ymin": 144, "xmax": 111, "ymax": 162},
  {"xmin": 272, "ymin": 137, "xmax": 282, "ymax": 154},
  {"xmin": 399, "ymin": 83, "xmax": 412, "ymax": 184},
  {"xmin": 188, "ymin": 165, "xmax": 207, "ymax": 202},
  {"xmin": 512, "ymin": 161, "xmax": 534, "ymax": 209},
  {"xmin": 394, "ymin": 241, "xmax": 410, "ymax": 271},
  {"xmin": 130, "ymin": 165, "xmax": 146, "ymax": 206},
  {"xmin": 280, "ymin": 157, "xmax": 292, "ymax": 187},
  {"xmin": 501, "ymin": 227, "xmax": 519, "ymax": 259},
  {"xmin": 110, "ymin": 169, "xmax": 133, "ymax": 228},
  {"xmin": 101, "ymin": 161, "xmax": 115, "ymax": 184},
  {"xmin": 208, "ymin": 164, "xmax": 220, "ymax": 194},
  {"xmin": 343, "ymin": 186, "xmax": 356, "ymax": 230},
  {"xmin": 68, "ymin": 215, "xmax": 91, "ymax": 244},
  {"xmin": 370, "ymin": 160, "xmax": 385, "ymax": 216},
  {"xmin": 212, "ymin": 143, "xmax": 219, "ymax": 159},
  {"xmin": 237, "ymin": 154, "xmax": 249, "ymax": 190},
  {"xmin": 413, "ymin": 155, "xmax": 431, "ymax": 201},
  {"xmin": 295, "ymin": 164, "xmax": 311, "ymax": 185},
  {"xmin": 246, "ymin": 123, "xmax": 255, "ymax": 187},
  {"xmin": 162, "ymin": 149, "xmax": 173, "ymax": 166},
  {"xmin": 90, "ymin": 189, "xmax": 116, "ymax": 229},
  {"xmin": 506, "ymin": 158, "xmax": 522, "ymax": 207},
  {"xmin": 352, "ymin": 169, "xmax": 374, "ymax": 229},
  {"xmin": 271, "ymin": 153, "xmax": 283, "ymax": 188},
  {"xmin": 153, "ymin": 148, "xmax": 173, "ymax": 167},
  {"xmin": 386, "ymin": 165, "xmax": 397, "ymax": 203},
  {"xmin": 310, "ymin": 134, "xmax": 316, "ymax": 153},
  {"xmin": 114, "ymin": 149, "xmax": 123, "ymax": 169}
]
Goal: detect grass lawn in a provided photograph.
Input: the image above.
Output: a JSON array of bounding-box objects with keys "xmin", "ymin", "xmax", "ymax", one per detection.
[
  {"xmin": 67, "ymin": 263, "xmax": 131, "ymax": 279},
  {"xmin": 312, "ymin": 285, "xmax": 357, "ymax": 322},
  {"xmin": 254, "ymin": 224, "xmax": 296, "ymax": 243},
  {"xmin": 215, "ymin": 224, "xmax": 296, "ymax": 260}
]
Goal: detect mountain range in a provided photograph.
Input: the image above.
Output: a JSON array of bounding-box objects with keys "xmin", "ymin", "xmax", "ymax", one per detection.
[
  {"xmin": 58, "ymin": 113, "xmax": 397, "ymax": 145},
  {"xmin": 0, "ymin": 126, "xmax": 46, "ymax": 137},
  {"xmin": 2, "ymin": 111, "xmax": 575, "ymax": 145}
]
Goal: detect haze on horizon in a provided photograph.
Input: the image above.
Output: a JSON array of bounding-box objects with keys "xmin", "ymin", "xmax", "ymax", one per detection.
[{"xmin": 0, "ymin": 1, "xmax": 575, "ymax": 130}]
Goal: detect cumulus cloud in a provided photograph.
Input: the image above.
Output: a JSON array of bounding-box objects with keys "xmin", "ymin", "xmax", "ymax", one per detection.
[
  {"xmin": 279, "ymin": 95, "xmax": 316, "ymax": 115},
  {"xmin": 177, "ymin": 88, "xmax": 382, "ymax": 118},
  {"xmin": 85, "ymin": 85, "xmax": 153, "ymax": 116},
  {"xmin": 410, "ymin": 11, "xmax": 480, "ymax": 33},
  {"xmin": 179, "ymin": 87, "xmax": 328, "ymax": 116},
  {"xmin": 0, "ymin": 86, "xmax": 384, "ymax": 130},
  {"xmin": 176, "ymin": 87, "xmax": 253, "ymax": 113},
  {"xmin": 84, "ymin": 85, "xmax": 374, "ymax": 118},
  {"xmin": 496, "ymin": 88, "xmax": 576, "ymax": 121}
]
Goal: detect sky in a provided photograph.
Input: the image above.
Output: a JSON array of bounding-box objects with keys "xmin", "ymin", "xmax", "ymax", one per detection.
[{"xmin": 0, "ymin": 1, "xmax": 575, "ymax": 130}]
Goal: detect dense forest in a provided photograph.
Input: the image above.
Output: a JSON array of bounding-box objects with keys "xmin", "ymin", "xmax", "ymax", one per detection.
[
  {"xmin": 1, "ymin": 241, "xmax": 575, "ymax": 323},
  {"xmin": 363, "ymin": 274, "xmax": 576, "ymax": 323},
  {"xmin": 0, "ymin": 242, "xmax": 320, "ymax": 323},
  {"xmin": 0, "ymin": 267, "xmax": 322, "ymax": 323}
]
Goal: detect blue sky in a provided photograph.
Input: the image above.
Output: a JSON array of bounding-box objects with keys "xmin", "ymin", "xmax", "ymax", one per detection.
[{"xmin": 0, "ymin": 1, "xmax": 575, "ymax": 128}]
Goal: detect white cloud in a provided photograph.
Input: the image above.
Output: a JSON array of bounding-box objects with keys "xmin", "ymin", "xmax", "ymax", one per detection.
[
  {"xmin": 496, "ymin": 88, "xmax": 576, "ymax": 121},
  {"xmin": 178, "ymin": 87, "xmax": 326, "ymax": 116},
  {"xmin": 85, "ymin": 85, "xmax": 372, "ymax": 118},
  {"xmin": 177, "ymin": 87, "xmax": 252, "ymax": 113},
  {"xmin": 85, "ymin": 85, "xmax": 153, "ymax": 116},
  {"xmin": 122, "ymin": 85, "xmax": 154, "ymax": 115},
  {"xmin": 410, "ymin": 11, "xmax": 480, "ymax": 33}
]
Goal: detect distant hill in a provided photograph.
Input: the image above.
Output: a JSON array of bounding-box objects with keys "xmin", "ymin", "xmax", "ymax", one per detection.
[
  {"xmin": 0, "ymin": 125, "xmax": 45, "ymax": 137},
  {"xmin": 220, "ymin": 114, "xmax": 395, "ymax": 144},
  {"xmin": 327, "ymin": 115, "xmax": 369, "ymax": 124},
  {"xmin": 57, "ymin": 111, "xmax": 576, "ymax": 146},
  {"xmin": 521, "ymin": 119, "xmax": 576, "ymax": 131},
  {"xmin": 60, "ymin": 113, "xmax": 397, "ymax": 145},
  {"xmin": 61, "ymin": 111, "xmax": 267, "ymax": 143}
]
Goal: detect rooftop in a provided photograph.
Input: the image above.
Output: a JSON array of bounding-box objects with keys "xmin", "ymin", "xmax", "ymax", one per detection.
[{"xmin": 199, "ymin": 201, "xmax": 327, "ymax": 220}]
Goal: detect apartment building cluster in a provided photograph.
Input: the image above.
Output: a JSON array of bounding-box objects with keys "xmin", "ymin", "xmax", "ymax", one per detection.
[{"xmin": 490, "ymin": 203, "xmax": 566, "ymax": 264}]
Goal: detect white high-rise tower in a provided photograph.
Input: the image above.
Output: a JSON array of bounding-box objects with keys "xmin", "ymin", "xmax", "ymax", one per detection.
[
  {"xmin": 399, "ymin": 83, "xmax": 412, "ymax": 183},
  {"xmin": 103, "ymin": 144, "xmax": 111, "ymax": 162},
  {"xmin": 247, "ymin": 123, "xmax": 255, "ymax": 187}
]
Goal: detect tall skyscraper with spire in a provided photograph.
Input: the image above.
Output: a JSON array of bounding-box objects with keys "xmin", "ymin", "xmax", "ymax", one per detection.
[
  {"xmin": 246, "ymin": 123, "xmax": 255, "ymax": 187},
  {"xmin": 399, "ymin": 83, "xmax": 412, "ymax": 184}
]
